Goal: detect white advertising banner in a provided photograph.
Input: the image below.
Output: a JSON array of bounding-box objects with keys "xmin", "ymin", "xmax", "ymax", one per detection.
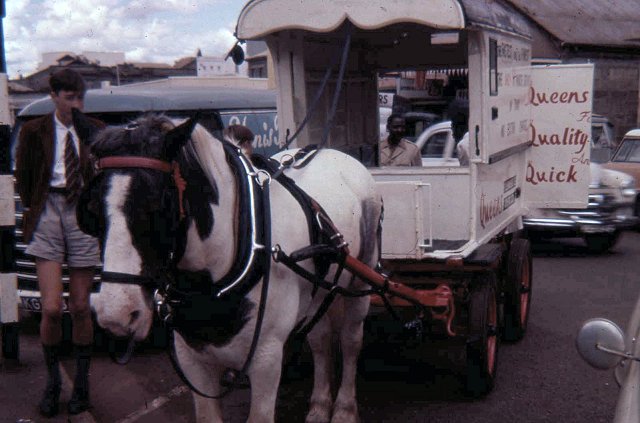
[{"xmin": 525, "ymin": 64, "xmax": 594, "ymax": 208}]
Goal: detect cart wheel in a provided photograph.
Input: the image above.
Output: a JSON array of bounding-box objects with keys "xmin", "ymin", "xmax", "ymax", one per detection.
[
  {"xmin": 1, "ymin": 323, "xmax": 20, "ymax": 360},
  {"xmin": 503, "ymin": 238, "xmax": 532, "ymax": 342},
  {"xmin": 465, "ymin": 273, "xmax": 498, "ymax": 397}
]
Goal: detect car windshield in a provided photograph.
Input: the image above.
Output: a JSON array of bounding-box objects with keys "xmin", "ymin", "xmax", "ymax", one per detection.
[{"xmin": 612, "ymin": 138, "xmax": 640, "ymax": 163}]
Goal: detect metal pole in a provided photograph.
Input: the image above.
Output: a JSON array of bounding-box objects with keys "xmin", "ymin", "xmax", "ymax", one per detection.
[
  {"xmin": 0, "ymin": 0, "xmax": 5, "ymax": 74},
  {"xmin": 0, "ymin": 0, "xmax": 19, "ymax": 361}
]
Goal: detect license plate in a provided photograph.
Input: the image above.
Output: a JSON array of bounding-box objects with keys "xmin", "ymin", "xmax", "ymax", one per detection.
[{"xmin": 20, "ymin": 296, "xmax": 69, "ymax": 312}]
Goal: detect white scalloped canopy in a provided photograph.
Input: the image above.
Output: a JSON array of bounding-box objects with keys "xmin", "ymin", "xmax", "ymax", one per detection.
[{"xmin": 236, "ymin": 0, "xmax": 466, "ymax": 39}]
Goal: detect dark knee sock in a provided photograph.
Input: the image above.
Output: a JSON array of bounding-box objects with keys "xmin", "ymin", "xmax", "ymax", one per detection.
[
  {"xmin": 72, "ymin": 343, "xmax": 92, "ymax": 396},
  {"xmin": 42, "ymin": 344, "xmax": 62, "ymax": 391}
]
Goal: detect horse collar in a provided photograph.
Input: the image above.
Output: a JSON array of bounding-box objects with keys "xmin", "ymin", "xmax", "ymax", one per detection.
[{"xmin": 208, "ymin": 142, "xmax": 269, "ymax": 297}]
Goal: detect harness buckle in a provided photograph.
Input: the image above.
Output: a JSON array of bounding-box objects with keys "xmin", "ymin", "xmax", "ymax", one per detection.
[
  {"xmin": 271, "ymin": 244, "xmax": 282, "ymax": 262},
  {"xmin": 154, "ymin": 288, "xmax": 173, "ymax": 325},
  {"xmin": 255, "ymin": 169, "xmax": 272, "ymax": 186},
  {"xmin": 279, "ymin": 154, "xmax": 294, "ymax": 168}
]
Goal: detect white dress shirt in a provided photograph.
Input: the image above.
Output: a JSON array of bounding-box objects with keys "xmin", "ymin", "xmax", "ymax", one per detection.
[{"xmin": 50, "ymin": 114, "xmax": 81, "ymax": 188}]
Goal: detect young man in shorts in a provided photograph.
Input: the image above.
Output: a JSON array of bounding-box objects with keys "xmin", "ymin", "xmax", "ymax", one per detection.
[{"xmin": 15, "ymin": 68, "xmax": 104, "ymax": 417}]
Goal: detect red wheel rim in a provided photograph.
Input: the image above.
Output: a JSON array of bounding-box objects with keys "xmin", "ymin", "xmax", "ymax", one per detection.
[
  {"xmin": 520, "ymin": 258, "xmax": 531, "ymax": 325},
  {"xmin": 487, "ymin": 292, "xmax": 497, "ymax": 375}
]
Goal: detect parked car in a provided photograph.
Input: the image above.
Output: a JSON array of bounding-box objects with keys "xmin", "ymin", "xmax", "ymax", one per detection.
[
  {"xmin": 576, "ymin": 294, "xmax": 640, "ymax": 422},
  {"xmin": 12, "ymin": 83, "xmax": 278, "ymax": 313},
  {"xmin": 523, "ymin": 164, "xmax": 637, "ymax": 252},
  {"xmin": 602, "ymin": 129, "xmax": 640, "ymax": 220},
  {"xmin": 407, "ymin": 119, "xmax": 637, "ymax": 251},
  {"xmin": 590, "ymin": 113, "xmax": 617, "ymax": 163},
  {"xmin": 413, "ymin": 120, "xmax": 460, "ymax": 166}
]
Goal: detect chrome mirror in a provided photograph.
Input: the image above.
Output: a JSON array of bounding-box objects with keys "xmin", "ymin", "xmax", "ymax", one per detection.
[{"xmin": 576, "ymin": 318, "xmax": 629, "ymax": 369}]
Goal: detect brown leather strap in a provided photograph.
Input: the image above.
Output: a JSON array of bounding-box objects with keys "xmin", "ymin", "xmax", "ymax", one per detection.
[{"xmin": 97, "ymin": 156, "xmax": 172, "ymax": 173}]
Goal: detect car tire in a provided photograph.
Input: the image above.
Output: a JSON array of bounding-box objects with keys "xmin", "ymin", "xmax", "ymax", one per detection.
[{"xmin": 584, "ymin": 231, "xmax": 620, "ymax": 253}]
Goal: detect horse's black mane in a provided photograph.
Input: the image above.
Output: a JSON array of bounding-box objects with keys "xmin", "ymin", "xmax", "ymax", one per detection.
[{"xmin": 91, "ymin": 113, "xmax": 173, "ymax": 159}]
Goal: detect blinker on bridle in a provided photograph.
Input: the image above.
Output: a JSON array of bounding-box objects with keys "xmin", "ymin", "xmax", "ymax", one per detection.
[
  {"xmin": 97, "ymin": 155, "xmax": 188, "ymax": 289},
  {"xmin": 96, "ymin": 156, "xmax": 187, "ymax": 219}
]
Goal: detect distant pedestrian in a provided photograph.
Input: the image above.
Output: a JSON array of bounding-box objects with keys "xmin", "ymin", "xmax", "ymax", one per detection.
[{"xmin": 15, "ymin": 68, "xmax": 104, "ymax": 417}]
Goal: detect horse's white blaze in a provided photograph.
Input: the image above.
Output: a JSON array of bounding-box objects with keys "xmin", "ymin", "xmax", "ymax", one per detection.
[
  {"xmin": 92, "ymin": 174, "xmax": 152, "ymax": 340},
  {"xmin": 103, "ymin": 175, "xmax": 142, "ymax": 275}
]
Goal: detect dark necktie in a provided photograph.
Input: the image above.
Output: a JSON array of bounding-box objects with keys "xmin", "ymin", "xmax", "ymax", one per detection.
[{"xmin": 64, "ymin": 132, "xmax": 81, "ymax": 203}]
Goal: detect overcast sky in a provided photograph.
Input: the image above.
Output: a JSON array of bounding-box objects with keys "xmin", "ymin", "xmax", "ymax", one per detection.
[{"xmin": 5, "ymin": 0, "xmax": 247, "ymax": 79}]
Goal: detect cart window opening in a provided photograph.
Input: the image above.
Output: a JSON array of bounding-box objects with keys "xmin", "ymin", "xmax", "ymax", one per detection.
[{"xmin": 490, "ymin": 38, "xmax": 498, "ymax": 96}]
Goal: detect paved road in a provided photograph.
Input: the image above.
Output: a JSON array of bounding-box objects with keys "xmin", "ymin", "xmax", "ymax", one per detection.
[{"xmin": 2, "ymin": 231, "xmax": 639, "ymax": 422}]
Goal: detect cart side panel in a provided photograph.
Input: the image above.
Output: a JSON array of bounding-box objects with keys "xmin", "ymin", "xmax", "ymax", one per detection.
[
  {"xmin": 524, "ymin": 64, "xmax": 594, "ymax": 209},
  {"xmin": 468, "ymin": 30, "xmax": 531, "ymax": 244},
  {"xmin": 372, "ymin": 168, "xmax": 471, "ymax": 259},
  {"xmin": 474, "ymin": 154, "xmax": 526, "ymax": 244},
  {"xmin": 483, "ymin": 32, "xmax": 532, "ymax": 161}
]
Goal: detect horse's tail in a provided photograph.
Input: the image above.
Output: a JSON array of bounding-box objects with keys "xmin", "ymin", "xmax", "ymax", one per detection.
[{"xmin": 357, "ymin": 197, "xmax": 383, "ymax": 269}]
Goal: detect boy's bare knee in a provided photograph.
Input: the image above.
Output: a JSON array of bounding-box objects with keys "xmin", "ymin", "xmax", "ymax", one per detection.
[
  {"xmin": 41, "ymin": 305, "xmax": 63, "ymax": 324},
  {"xmin": 70, "ymin": 306, "xmax": 91, "ymax": 322}
]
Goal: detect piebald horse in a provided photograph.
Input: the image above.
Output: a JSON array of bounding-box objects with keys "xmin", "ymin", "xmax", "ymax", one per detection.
[{"xmin": 76, "ymin": 112, "xmax": 382, "ymax": 423}]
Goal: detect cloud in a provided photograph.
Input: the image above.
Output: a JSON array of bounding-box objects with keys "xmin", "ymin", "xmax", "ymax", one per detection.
[{"xmin": 5, "ymin": 0, "xmax": 241, "ymax": 78}]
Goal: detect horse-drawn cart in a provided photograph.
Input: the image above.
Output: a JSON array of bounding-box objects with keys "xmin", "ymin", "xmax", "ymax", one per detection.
[
  {"xmin": 237, "ymin": 0, "xmax": 593, "ymax": 395},
  {"xmin": 74, "ymin": 2, "xmax": 596, "ymax": 420}
]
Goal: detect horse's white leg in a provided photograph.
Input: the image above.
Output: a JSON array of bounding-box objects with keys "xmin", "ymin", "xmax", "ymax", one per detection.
[
  {"xmin": 246, "ymin": 340, "xmax": 285, "ymax": 423},
  {"xmin": 305, "ymin": 317, "xmax": 334, "ymax": 423},
  {"xmin": 331, "ymin": 296, "xmax": 368, "ymax": 423},
  {"xmin": 173, "ymin": 332, "xmax": 224, "ymax": 422}
]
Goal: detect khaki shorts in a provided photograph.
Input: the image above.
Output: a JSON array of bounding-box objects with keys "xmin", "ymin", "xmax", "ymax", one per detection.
[{"xmin": 25, "ymin": 192, "xmax": 101, "ymax": 268}]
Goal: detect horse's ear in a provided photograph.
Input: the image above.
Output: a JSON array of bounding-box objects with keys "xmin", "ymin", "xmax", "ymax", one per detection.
[
  {"xmin": 72, "ymin": 108, "xmax": 101, "ymax": 146},
  {"xmin": 163, "ymin": 113, "xmax": 200, "ymax": 160}
]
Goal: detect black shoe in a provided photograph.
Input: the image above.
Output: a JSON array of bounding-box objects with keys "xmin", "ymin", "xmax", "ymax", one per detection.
[
  {"xmin": 38, "ymin": 385, "xmax": 60, "ymax": 418},
  {"xmin": 68, "ymin": 390, "xmax": 91, "ymax": 415}
]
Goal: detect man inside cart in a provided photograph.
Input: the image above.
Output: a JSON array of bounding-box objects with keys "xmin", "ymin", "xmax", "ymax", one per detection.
[
  {"xmin": 379, "ymin": 113, "xmax": 422, "ymax": 166},
  {"xmin": 15, "ymin": 68, "xmax": 104, "ymax": 418}
]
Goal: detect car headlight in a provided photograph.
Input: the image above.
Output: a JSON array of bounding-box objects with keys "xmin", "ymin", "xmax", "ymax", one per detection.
[{"xmin": 621, "ymin": 178, "xmax": 637, "ymax": 198}]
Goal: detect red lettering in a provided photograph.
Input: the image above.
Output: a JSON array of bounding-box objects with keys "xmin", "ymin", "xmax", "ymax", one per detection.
[
  {"xmin": 526, "ymin": 163, "xmax": 579, "ymax": 185},
  {"xmin": 529, "ymin": 123, "xmax": 588, "ymax": 153},
  {"xmin": 529, "ymin": 86, "xmax": 590, "ymax": 106},
  {"xmin": 479, "ymin": 193, "xmax": 503, "ymax": 229}
]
